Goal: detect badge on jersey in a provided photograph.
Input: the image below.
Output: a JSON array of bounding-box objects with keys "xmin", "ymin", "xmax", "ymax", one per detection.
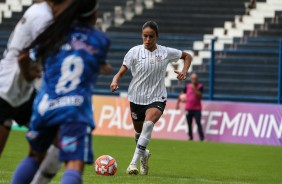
[{"xmin": 156, "ymin": 55, "xmax": 162, "ymax": 62}]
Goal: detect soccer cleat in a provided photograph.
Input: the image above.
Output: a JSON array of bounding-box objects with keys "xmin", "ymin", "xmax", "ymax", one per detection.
[
  {"xmin": 126, "ymin": 164, "xmax": 139, "ymax": 175},
  {"xmin": 140, "ymin": 150, "xmax": 151, "ymax": 175}
]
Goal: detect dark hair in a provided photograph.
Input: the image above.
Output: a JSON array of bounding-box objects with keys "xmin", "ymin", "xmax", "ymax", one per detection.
[
  {"xmin": 142, "ymin": 20, "xmax": 159, "ymax": 37},
  {"xmin": 27, "ymin": 0, "xmax": 98, "ymax": 60},
  {"xmin": 34, "ymin": 0, "xmax": 64, "ymax": 5},
  {"xmin": 49, "ymin": 0, "xmax": 65, "ymax": 4}
]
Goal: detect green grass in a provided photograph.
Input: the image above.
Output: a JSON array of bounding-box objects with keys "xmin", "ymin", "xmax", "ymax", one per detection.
[{"xmin": 0, "ymin": 131, "xmax": 282, "ymax": 184}]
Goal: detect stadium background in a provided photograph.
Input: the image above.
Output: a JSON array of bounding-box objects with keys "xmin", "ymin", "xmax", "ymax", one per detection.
[
  {"xmin": 0, "ymin": 0, "xmax": 281, "ymax": 183},
  {"xmin": 1, "ymin": 0, "xmax": 281, "ymax": 145}
]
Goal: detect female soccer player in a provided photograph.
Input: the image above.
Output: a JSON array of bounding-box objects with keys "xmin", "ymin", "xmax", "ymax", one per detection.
[
  {"xmin": 110, "ymin": 21, "xmax": 192, "ymax": 175},
  {"xmin": 11, "ymin": 0, "xmax": 111, "ymax": 183},
  {"xmin": 0, "ymin": 0, "xmax": 63, "ymax": 156},
  {"xmin": 0, "ymin": 0, "xmax": 73, "ymax": 183}
]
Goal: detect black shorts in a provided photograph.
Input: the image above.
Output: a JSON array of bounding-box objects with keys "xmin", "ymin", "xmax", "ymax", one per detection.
[
  {"xmin": 0, "ymin": 90, "xmax": 36, "ymax": 127},
  {"xmin": 130, "ymin": 101, "xmax": 166, "ymax": 122}
]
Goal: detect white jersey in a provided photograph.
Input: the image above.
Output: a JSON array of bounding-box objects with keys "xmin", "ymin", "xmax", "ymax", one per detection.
[
  {"xmin": 0, "ymin": 2, "xmax": 53, "ymax": 107},
  {"xmin": 123, "ymin": 44, "xmax": 182, "ymax": 105}
]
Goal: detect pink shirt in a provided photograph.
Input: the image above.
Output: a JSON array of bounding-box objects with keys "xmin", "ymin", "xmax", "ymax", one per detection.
[{"xmin": 185, "ymin": 83, "xmax": 203, "ymax": 110}]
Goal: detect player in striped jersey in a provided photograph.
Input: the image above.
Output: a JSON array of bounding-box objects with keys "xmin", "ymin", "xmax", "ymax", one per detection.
[
  {"xmin": 110, "ymin": 21, "xmax": 192, "ymax": 175},
  {"xmin": 10, "ymin": 0, "xmax": 111, "ymax": 183}
]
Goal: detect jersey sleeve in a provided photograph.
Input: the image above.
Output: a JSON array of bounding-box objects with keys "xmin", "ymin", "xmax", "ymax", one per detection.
[
  {"xmin": 25, "ymin": 7, "xmax": 52, "ymax": 40},
  {"xmin": 166, "ymin": 47, "xmax": 182, "ymax": 63},
  {"xmin": 31, "ymin": 18, "xmax": 50, "ymax": 40},
  {"xmin": 122, "ymin": 49, "xmax": 134, "ymax": 69}
]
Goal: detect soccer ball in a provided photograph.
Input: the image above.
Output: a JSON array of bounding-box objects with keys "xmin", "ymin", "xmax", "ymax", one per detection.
[{"xmin": 94, "ymin": 155, "xmax": 117, "ymax": 176}]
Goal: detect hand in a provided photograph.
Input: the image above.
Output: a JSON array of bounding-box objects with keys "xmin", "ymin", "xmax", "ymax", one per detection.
[
  {"xmin": 174, "ymin": 71, "xmax": 187, "ymax": 81},
  {"xmin": 29, "ymin": 62, "xmax": 42, "ymax": 79},
  {"xmin": 18, "ymin": 50, "xmax": 30, "ymax": 63},
  {"xmin": 110, "ymin": 82, "xmax": 119, "ymax": 92},
  {"xmin": 176, "ymin": 104, "xmax": 179, "ymax": 110},
  {"xmin": 18, "ymin": 51, "xmax": 42, "ymax": 82}
]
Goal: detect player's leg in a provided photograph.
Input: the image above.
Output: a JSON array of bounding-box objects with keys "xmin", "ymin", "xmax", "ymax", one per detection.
[
  {"xmin": 133, "ymin": 120, "xmax": 143, "ymax": 144},
  {"xmin": 132, "ymin": 102, "xmax": 164, "ymax": 161},
  {"xmin": 30, "ymin": 144, "xmax": 62, "ymax": 184},
  {"xmin": 11, "ymin": 149, "xmax": 46, "ymax": 184},
  {"xmin": 0, "ymin": 123, "xmax": 12, "ymax": 156},
  {"xmin": 186, "ymin": 110, "xmax": 193, "ymax": 140},
  {"xmin": 10, "ymin": 127, "xmax": 57, "ymax": 184},
  {"xmin": 126, "ymin": 119, "xmax": 143, "ymax": 174},
  {"xmin": 129, "ymin": 102, "xmax": 147, "ymax": 145},
  {"xmin": 139, "ymin": 105, "xmax": 163, "ymax": 175},
  {"xmin": 59, "ymin": 123, "xmax": 93, "ymax": 184},
  {"xmin": 126, "ymin": 102, "xmax": 147, "ymax": 174},
  {"xmin": 12, "ymin": 90, "xmax": 61, "ymax": 184},
  {"xmin": 62, "ymin": 160, "xmax": 84, "ymax": 184},
  {"xmin": 128, "ymin": 102, "xmax": 165, "ymax": 175},
  {"xmin": 0, "ymin": 91, "xmax": 35, "ymax": 156},
  {"xmin": 128, "ymin": 119, "xmax": 155, "ymax": 175},
  {"xmin": 194, "ymin": 110, "xmax": 204, "ymax": 141},
  {"xmin": 129, "ymin": 102, "xmax": 146, "ymax": 143},
  {"xmin": 0, "ymin": 97, "xmax": 15, "ymax": 156},
  {"xmin": 135, "ymin": 131, "xmax": 141, "ymax": 144}
]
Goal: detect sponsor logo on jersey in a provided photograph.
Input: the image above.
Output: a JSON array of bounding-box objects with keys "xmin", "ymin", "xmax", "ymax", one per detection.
[
  {"xmin": 38, "ymin": 94, "xmax": 84, "ymax": 116},
  {"xmin": 61, "ymin": 136, "xmax": 78, "ymax": 152}
]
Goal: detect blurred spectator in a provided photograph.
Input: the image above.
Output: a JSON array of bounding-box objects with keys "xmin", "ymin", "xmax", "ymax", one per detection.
[{"xmin": 176, "ymin": 73, "xmax": 205, "ymax": 141}]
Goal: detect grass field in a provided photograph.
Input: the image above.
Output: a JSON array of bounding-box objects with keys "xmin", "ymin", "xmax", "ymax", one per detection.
[{"xmin": 0, "ymin": 131, "xmax": 281, "ymax": 184}]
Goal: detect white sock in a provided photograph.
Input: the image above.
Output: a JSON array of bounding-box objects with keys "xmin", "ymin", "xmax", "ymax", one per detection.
[
  {"xmin": 130, "ymin": 121, "xmax": 154, "ymax": 165},
  {"xmin": 31, "ymin": 145, "xmax": 62, "ymax": 184}
]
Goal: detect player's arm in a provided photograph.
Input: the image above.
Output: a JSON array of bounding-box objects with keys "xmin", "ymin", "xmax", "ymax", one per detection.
[
  {"xmin": 110, "ymin": 65, "xmax": 128, "ymax": 92},
  {"xmin": 174, "ymin": 52, "xmax": 192, "ymax": 80},
  {"xmin": 192, "ymin": 85, "xmax": 203, "ymax": 98},
  {"xmin": 176, "ymin": 87, "xmax": 186, "ymax": 109},
  {"xmin": 18, "ymin": 50, "xmax": 42, "ymax": 82},
  {"xmin": 176, "ymin": 92, "xmax": 184, "ymax": 109}
]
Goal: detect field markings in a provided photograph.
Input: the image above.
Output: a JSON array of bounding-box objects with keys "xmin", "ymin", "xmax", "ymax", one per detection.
[
  {"xmin": 82, "ymin": 174, "xmax": 252, "ymax": 184},
  {"xmin": 0, "ymin": 171, "xmax": 254, "ymax": 184},
  {"xmin": 114, "ymin": 175, "xmax": 252, "ymax": 183}
]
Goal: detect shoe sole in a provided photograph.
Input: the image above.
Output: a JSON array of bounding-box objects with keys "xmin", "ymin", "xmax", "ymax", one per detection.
[{"xmin": 127, "ymin": 169, "xmax": 139, "ymax": 175}]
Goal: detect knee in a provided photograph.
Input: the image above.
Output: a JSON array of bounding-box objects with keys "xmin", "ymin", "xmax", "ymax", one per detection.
[{"xmin": 145, "ymin": 112, "xmax": 161, "ymax": 123}]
